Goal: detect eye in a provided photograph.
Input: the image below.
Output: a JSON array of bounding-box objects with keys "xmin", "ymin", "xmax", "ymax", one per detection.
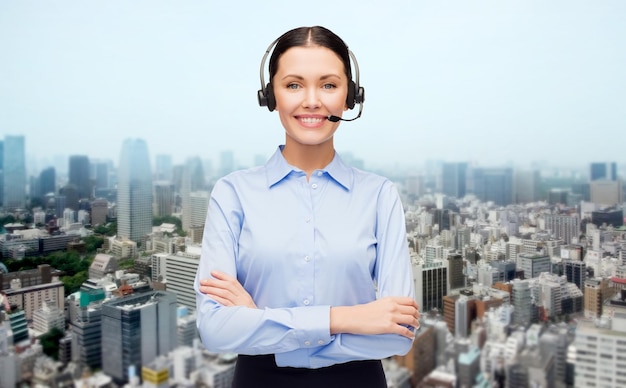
[
  {"xmin": 322, "ymin": 83, "xmax": 336, "ymax": 90},
  {"xmin": 287, "ymin": 83, "xmax": 300, "ymax": 90}
]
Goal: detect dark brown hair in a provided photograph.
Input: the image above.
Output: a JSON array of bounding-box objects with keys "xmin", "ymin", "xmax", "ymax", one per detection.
[{"xmin": 268, "ymin": 26, "xmax": 352, "ymax": 82}]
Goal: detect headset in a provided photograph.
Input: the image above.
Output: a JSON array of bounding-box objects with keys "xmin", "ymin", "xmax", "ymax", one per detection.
[{"xmin": 257, "ymin": 36, "xmax": 365, "ymax": 121}]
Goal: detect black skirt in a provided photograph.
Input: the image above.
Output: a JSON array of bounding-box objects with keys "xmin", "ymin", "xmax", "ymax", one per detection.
[{"xmin": 232, "ymin": 354, "xmax": 387, "ymax": 388}]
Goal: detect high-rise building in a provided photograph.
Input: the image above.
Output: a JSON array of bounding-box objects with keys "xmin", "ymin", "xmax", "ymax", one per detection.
[
  {"xmin": 32, "ymin": 300, "xmax": 65, "ymax": 334},
  {"xmin": 90, "ymin": 198, "xmax": 108, "ymax": 226},
  {"xmin": 539, "ymin": 324, "xmax": 571, "ymax": 387},
  {"xmin": 69, "ymin": 155, "xmax": 91, "ymax": 200},
  {"xmin": 512, "ymin": 279, "xmax": 534, "ymax": 326},
  {"xmin": 395, "ymin": 324, "xmax": 436, "ymax": 387},
  {"xmin": 590, "ymin": 162, "xmax": 617, "ymax": 181},
  {"xmin": 414, "ymin": 260, "xmax": 449, "ymax": 313},
  {"xmin": 55, "ymin": 195, "xmax": 66, "ymax": 218},
  {"xmin": 518, "ymin": 253, "xmax": 551, "ymax": 279},
  {"xmin": 457, "ymin": 346, "xmax": 481, "ymax": 388},
  {"xmin": 2, "ymin": 135, "xmax": 26, "ymax": 211},
  {"xmin": 590, "ymin": 180, "xmax": 622, "ymax": 206},
  {"xmin": 163, "ymin": 251, "xmax": 200, "ymax": 310},
  {"xmin": 591, "ymin": 208, "xmax": 624, "ymax": 227},
  {"xmin": 564, "ymin": 260, "xmax": 586, "ymax": 290},
  {"xmin": 455, "ymin": 296, "xmax": 473, "ymax": 338},
  {"xmin": 1, "ymin": 265, "xmax": 65, "ymax": 321},
  {"xmin": 0, "ymin": 322, "xmax": 19, "ymax": 388},
  {"xmin": 101, "ymin": 290, "xmax": 177, "ymax": 385},
  {"xmin": 583, "ymin": 278, "xmax": 605, "ymax": 318},
  {"xmin": 155, "ymin": 154, "xmax": 173, "ymax": 181},
  {"xmin": 574, "ymin": 295, "xmax": 626, "ymax": 387},
  {"xmin": 59, "ymin": 184, "xmax": 79, "ymax": 211},
  {"xmin": 182, "ymin": 157, "xmax": 207, "ymax": 232},
  {"xmin": 153, "ymin": 181, "xmax": 174, "ymax": 217},
  {"xmin": 38, "ymin": 167, "xmax": 56, "ymax": 201},
  {"xmin": 91, "ymin": 160, "xmax": 111, "ymax": 190},
  {"xmin": 544, "ymin": 214, "xmax": 580, "ymax": 245},
  {"xmin": 439, "ymin": 162, "xmax": 467, "ymax": 199},
  {"xmin": 70, "ymin": 298, "xmax": 104, "ymax": 369},
  {"xmin": 447, "ymin": 253, "xmax": 465, "ymax": 290},
  {"xmin": 514, "ymin": 169, "xmax": 540, "ymax": 204},
  {"xmin": 467, "ymin": 167, "xmax": 513, "ymax": 206},
  {"xmin": 117, "ymin": 139, "xmax": 153, "ymax": 246}
]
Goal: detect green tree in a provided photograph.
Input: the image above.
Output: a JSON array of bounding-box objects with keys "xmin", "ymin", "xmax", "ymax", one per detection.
[
  {"xmin": 83, "ymin": 235, "xmax": 104, "ymax": 253},
  {"xmin": 39, "ymin": 327, "xmax": 64, "ymax": 360},
  {"xmin": 93, "ymin": 222, "xmax": 116, "ymax": 236},
  {"xmin": 63, "ymin": 270, "xmax": 89, "ymax": 295},
  {"xmin": 0, "ymin": 215, "xmax": 16, "ymax": 225}
]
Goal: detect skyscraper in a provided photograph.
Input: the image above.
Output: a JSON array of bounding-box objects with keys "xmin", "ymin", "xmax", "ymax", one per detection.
[
  {"xmin": 153, "ymin": 182, "xmax": 174, "ymax": 217},
  {"xmin": 414, "ymin": 260, "xmax": 449, "ymax": 313},
  {"xmin": 117, "ymin": 139, "xmax": 153, "ymax": 246},
  {"xmin": 38, "ymin": 167, "xmax": 56, "ymax": 201},
  {"xmin": 589, "ymin": 162, "xmax": 617, "ymax": 181},
  {"xmin": 101, "ymin": 290, "xmax": 177, "ymax": 385},
  {"xmin": 91, "ymin": 160, "xmax": 111, "ymax": 190},
  {"xmin": 181, "ymin": 157, "xmax": 207, "ymax": 232},
  {"xmin": 69, "ymin": 155, "xmax": 91, "ymax": 200},
  {"xmin": 467, "ymin": 167, "xmax": 513, "ymax": 206},
  {"xmin": 2, "ymin": 135, "xmax": 26, "ymax": 211},
  {"xmin": 514, "ymin": 169, "xmax": 540, "ymax": 204},
  {"xmin": 155, "ymin": 154, "xmax": 173, "ymax": 181},
  {"xmin": 439, "ymin": 162, "xmax": 467, "ymax": 199},
  {"xmin": 544, "ymin": 214, "xmax": 580, "ymax": 244}
]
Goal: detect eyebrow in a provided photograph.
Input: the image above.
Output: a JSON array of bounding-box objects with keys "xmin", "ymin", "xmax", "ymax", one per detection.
[{"xmin": 280, "ymin": 74, "xmax": 342, "ymax": 81}]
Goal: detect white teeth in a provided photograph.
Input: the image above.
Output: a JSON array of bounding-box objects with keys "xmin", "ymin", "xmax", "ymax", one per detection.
[{"xmin": 300, "ymin": 117, "xmax": 323, "ymax": 124}]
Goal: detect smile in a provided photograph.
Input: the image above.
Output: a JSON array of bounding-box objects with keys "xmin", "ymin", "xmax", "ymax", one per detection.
[{"xmin": 298, "ymin": 116, "xmax": 326, "ymax": 124}]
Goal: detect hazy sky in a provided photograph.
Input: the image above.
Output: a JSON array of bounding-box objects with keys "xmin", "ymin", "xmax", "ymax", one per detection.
[{"xmin": 1, "ymin": 0, "xmax": 625, "ymax": 173}]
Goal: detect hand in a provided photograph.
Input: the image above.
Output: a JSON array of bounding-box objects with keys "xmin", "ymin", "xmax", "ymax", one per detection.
[
  {"xmin": 330, "ymin": 297, "xmax": 420, "ymax": 339},
  {"xmin": 199, "ymin": 271, "xmax": 257, "ymax": 309}
]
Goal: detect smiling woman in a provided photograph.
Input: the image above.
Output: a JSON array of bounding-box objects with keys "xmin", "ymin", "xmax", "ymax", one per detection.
[{"xmin": 194, "ymin": 26, "xmax": 419, "ymax": 388}]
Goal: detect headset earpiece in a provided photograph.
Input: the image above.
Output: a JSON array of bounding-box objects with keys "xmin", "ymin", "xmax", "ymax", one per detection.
[
  {"xmin": 258, "ymin": 83, "xmax": 276, "ymax": 111},
  {"xmin": 265, "ymin": 83, "xmax": 276, "ymax": 111},
  {"xmin": 347, "ymin": 80, "xmax": 356, "ymax": 109}
]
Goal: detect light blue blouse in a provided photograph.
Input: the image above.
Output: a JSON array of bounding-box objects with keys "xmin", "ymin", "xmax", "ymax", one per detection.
[{"xmin": 195, "ymin": 146, "xmax": 415, "ymax": 369}]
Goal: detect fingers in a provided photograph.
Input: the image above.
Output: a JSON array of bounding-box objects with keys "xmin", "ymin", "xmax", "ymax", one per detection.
[
  {"xmin": 385, "ymin": 297, "xmax": 421, "ymax": 334},
  {"xmin": 199, "ymin": 272, "xmax": 258, "ymax": 309}
]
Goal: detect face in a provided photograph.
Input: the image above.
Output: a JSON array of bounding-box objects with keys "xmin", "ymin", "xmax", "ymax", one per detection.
[{"xmin": 272, "ymin": 46, "xmax": 349, "ymax": 148}]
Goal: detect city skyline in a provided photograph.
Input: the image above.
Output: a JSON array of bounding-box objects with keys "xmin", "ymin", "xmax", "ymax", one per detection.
[{"xmin": 1, "ymin": 1, "xmax": 625, "ymax": 169}]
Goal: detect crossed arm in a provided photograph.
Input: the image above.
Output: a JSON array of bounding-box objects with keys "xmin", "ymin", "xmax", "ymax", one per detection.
[{"xmin": 198, "ymin": 270, "xmax": 420, "ymax": 339}]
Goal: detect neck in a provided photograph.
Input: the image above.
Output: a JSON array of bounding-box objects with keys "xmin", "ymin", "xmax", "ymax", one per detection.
[{"xmin": 282, "ymin": 141, "xmax": 335, "ymax": 178}]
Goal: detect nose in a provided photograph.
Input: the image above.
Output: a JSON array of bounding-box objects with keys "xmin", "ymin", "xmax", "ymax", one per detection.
[{"xmin": 302, "ymin": 87, "xmax": 320, "ymax": 109}]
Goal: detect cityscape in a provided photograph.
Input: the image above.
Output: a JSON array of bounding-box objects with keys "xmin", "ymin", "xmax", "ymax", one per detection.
[{"xmin": 0, "ymin": 133, "xmax": 625, "ymax": 387}]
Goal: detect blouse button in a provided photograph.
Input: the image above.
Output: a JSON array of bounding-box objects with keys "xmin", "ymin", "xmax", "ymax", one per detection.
[
  {"xmin": 318, "ymin": 340, "xmax": 324, "ymax": 345},
  {"xmin": 311, "ymin": 183, "xmax": 318, "ymax": 189},
  {"xmin": 304, "ymin": 341, "xmax": 311, "ymax": 346},
  {"xmin": 317, "ymin": 171, "xmax": 323, "ymax": 176},
  {"xmin": 305, "ymin": 217, "xmax": 311, "ymax": 223},
  {"xmin": 304, "ymin": 256, "xmax": 310, "ymax": 262},
  {"xmin": 303, "ymin": 299, "xmax": 310, "ymax": 306}
]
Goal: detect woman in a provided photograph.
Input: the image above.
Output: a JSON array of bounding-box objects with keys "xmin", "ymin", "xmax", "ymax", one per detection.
[{"xmin": 195, "ymin": 26, "xmax": 419, "ymax": 387}]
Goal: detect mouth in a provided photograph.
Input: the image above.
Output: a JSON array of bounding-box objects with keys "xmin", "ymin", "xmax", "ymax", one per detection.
[{"xmin": 295, "ymin": 115, "xmax": 327, "ymax": 127}]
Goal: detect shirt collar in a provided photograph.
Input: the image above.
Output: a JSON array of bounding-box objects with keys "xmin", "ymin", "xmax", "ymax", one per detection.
[{"xmin": 265, "ymin": 145, "xmax": 353, "ymax": 191}]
